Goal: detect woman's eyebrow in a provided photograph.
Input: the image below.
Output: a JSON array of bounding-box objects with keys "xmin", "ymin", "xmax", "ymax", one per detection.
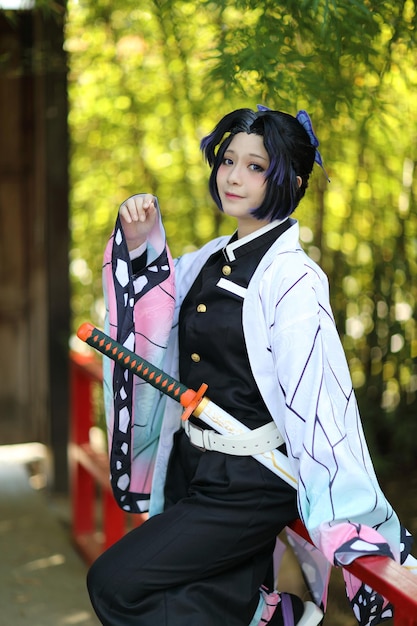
[
  {"xmin": 249, "ymin": 153, "xmax": 268, "ymax": 162},
  {"xmin": 224, "ymin": 149, "xmax": 268, "ymax": 162}
]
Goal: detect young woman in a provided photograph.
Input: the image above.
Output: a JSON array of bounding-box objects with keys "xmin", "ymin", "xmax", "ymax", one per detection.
[{"xmin": 87, "ymin": 106, "xmax": 415, "ymax": 626}]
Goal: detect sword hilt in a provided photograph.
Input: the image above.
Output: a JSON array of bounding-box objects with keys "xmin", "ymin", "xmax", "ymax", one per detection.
[{"xmin": 77, "ymin": 322, "xmax": 208, "ymax": 420}]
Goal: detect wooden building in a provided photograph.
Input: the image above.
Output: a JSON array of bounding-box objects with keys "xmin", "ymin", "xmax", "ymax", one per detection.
[{"xmin": 0, "ymin": 1, "xmax": 69, "ymax": 490}]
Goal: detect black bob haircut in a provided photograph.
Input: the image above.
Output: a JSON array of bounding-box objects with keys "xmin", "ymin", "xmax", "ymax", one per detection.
[{"xmin": 200, "ymin": 108, "xmax": 316, "ymax": 221}]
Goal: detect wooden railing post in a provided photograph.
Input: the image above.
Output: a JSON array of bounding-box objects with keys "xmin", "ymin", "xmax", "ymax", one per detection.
[
  {"xmin": 69, "ymin": 351, "xmax": 145, "ymax": 565},
  {"xmin": 70, "ymin": 353, "xmax": 95, "ymax": 540}
]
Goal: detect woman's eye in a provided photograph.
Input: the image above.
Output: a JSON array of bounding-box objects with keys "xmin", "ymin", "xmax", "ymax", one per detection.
[
  {"xmin": 250, "ymin": 163, "xmax": 264, "ymax": 172},
  {"xmin": 223, "ymin": 158, "xmax": 233, "ymax": 166}
]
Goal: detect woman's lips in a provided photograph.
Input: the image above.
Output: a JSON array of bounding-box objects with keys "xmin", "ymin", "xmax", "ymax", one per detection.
[{"xmin": 225, "ymin": 192, "xmax": 243, "ymax": 199}]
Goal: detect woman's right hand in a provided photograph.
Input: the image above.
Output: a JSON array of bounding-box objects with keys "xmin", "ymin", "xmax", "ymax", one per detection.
[{"xmin": 119, "ymin": 193, "xmax": 158, "ymax": 251}]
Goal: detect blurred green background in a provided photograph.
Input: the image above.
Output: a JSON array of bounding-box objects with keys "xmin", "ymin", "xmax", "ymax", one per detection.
[{"xmin": 66, "ymin": 0, "xmax": 417, "ymax": 473}]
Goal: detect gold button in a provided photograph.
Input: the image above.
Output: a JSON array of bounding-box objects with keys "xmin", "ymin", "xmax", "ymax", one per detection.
[
  {"xmin": 191, "ymin": 353, "xmax": 201, "ymax": 363},
  {"xmin": 222, "ymin": 265, "xmax": 232, "ymax": 276},
  {"xmin": 197, "ymin": 303, "xmax": 207, "ymax": 313}
]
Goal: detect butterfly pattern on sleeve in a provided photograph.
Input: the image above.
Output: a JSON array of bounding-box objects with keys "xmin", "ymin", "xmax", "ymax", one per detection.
[{"xmin": 102, "ymin": 214, "xmax": 175, "ymax": 513}]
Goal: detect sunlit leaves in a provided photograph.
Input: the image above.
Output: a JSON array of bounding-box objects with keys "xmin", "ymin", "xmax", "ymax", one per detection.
[{"xmin": 67, "ymin": 0, "xmax": 417, "ymax": 468}]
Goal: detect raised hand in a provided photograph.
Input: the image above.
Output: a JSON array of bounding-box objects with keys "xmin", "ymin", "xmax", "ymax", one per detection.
[{"xmin": 119, "ymin": 193, "xmax": 158, "ymax": 251}]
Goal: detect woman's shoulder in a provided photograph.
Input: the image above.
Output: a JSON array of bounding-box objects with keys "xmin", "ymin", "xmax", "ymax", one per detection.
[
  {"xmin": 255, "ymin": 230, "xmax": 330, "ymax": 308},
  {"xmin": 269, "ymin": 247, "xmax": 328, "ymax": 289},
  {"xmin": 258, "ymin": 222, "xmax": 326, "ymax": 280}
]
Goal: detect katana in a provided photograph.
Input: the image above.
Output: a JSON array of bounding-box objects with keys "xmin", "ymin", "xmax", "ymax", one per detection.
[{"xmin": 77, "ymin": 322, "xmax": 297, "ymax": 489}]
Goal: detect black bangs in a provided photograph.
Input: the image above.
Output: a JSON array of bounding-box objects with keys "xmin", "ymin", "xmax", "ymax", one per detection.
[{"xmin": 200, "ymin": 109, "xmax": 258, "ymax": 166}]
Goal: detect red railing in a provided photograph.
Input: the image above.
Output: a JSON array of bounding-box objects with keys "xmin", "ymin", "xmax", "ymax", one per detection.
[
  {"xmin": 69, "ymin": 351, "xmax": 417, "ymax": 623},
  {"xmin": 69, "ymin": 350, "xmax": 146, "ymax": 565},
  {"xmin": 290, "ymin": 519, "xmax": 417, "ymax": 625}
]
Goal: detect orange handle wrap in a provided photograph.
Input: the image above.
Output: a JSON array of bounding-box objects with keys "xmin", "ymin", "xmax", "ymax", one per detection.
[{"xmin": 77, "ymin": 323, "xmax": 207, "ymax": 418}]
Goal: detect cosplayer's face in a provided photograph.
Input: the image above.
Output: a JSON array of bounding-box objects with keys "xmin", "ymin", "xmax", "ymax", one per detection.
[{"xmin": 216, "ymin": 132, "xmax": 270, "ymax": 236}]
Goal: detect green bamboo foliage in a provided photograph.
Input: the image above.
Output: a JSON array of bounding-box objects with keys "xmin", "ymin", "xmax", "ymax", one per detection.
[{"xmin": 67, "ymin": 0, "xmax": 417, "ymax": 470}]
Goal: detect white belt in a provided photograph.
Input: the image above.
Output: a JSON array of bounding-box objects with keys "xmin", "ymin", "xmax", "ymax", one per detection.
[{"xmin": 182, "ymin": 419, "xmax": 284, "ymax": 455}]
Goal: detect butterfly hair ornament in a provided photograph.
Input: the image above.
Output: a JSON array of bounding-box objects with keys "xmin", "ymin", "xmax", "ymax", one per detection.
[{"xmin": 257, "ymin": 104, "xmax": 330, "ymax": 182}]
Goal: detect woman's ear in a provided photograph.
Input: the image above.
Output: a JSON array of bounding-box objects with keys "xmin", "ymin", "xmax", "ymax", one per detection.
[{"xmin": 296, "ymin": 175, "xmax": 302, "ymax": 187}]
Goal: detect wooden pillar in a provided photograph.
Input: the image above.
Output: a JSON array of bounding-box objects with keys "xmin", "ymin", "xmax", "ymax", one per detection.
[
  {"xmin": 0, "ymin": 4, "xmax": 69, "ymax": 492},
  {"xmin": 0, "ymin": 11, "xmax": 43, "ymax": 444},
  {"xmin": 39, "ymin": 2, "xmax": 70, "ymax": 492}
]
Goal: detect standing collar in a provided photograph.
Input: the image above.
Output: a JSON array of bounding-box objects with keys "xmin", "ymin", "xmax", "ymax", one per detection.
[{"xmin": 224, "ymin": 218, "xmax": 290, "ymax": 262}]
